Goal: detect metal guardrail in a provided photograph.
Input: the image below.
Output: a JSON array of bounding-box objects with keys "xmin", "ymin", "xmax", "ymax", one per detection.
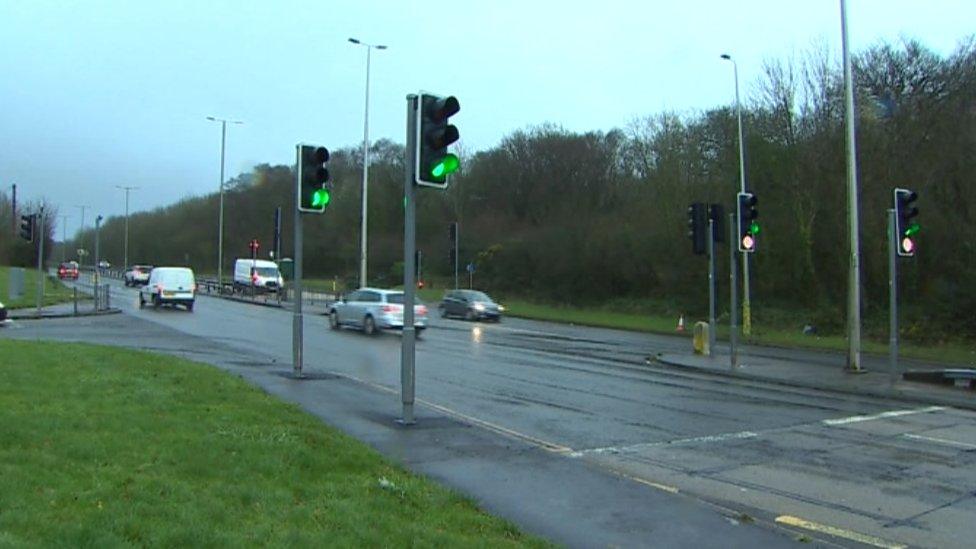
[{"xmin": 81, "ymin": 266, "xmax": 336, "ymax": 309}]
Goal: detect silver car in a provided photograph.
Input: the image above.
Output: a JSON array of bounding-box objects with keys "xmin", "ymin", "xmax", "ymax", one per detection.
[{"xmin": 329, "ymin": 288, "xmax": 428, "ymax": 335}]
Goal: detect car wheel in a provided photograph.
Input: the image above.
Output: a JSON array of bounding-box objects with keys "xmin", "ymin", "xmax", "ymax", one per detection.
[
  {"xmin": 186, "ymin": 301, "xmax": 194, "ymax": 312},
  {"xmin": 138, "ymin": 295, "xmax": 145, "ymax": 308},
  {"xmin": 465, "ymin": 309, "xmax": 477, "ymax": 321},
  {"xmin": 363, "ymin": 315, "xmax": 376, "ymax": 336},
  {"xmin": 152, "ymin": 295, "xmax": 160, "ymax": 309},
  {"xmin": 329, "ymin": 310, "xmax": 339, "ymax": 329},
  {"xmin": 440, "ymin": 305, "xmax": 449, "ymax": 318}
]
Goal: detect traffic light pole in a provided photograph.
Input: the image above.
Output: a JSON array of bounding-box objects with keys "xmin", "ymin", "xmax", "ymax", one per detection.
[
  {"xmin": 400, "ymin": 94, "xmax": 419, "ymax": 425},
  {"xmin": 707, "ymin": 218, "xmax": 716, "ymax": 354},
  {"xmin": 36, "ymin": 207, "xmax": 44, "ymax": 316},
  {"xmin": 292, "ymin": 147, "xmax": 305, "ymax": 379},
  {"xmin": 454, "ymin": 224, "xmax": 460, "ymax": 290},
  {"xmin": 888, "ymin": 209, "xmax": 898, "ymax": 386},
  {"xmin": 729, "ymin": 213, "xmax": 738, "ymax": 369}
]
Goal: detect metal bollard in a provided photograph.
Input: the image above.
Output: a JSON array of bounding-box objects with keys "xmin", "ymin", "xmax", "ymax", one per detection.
[{"xmin": 73, "ymin": 287, "xmax": 78, "ymax": 315}]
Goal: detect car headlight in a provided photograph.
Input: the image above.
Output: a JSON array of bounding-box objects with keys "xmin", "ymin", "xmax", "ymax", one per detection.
[
  {"xmin": 497, "ymin": 305, "xmax": 505, "ymax": 312},
  {"xmin": 473, "ymin": 302, "xmax": 486, "ymax": 311}
]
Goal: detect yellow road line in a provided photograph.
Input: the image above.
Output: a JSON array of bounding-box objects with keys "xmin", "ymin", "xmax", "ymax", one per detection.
[
  {"xmin": 621, "ymin": 473, "xmax": 679, "ymax": 494},
  {"xmin": 775, "ymin": 515, "xmax": 906, "ymax": 549}
]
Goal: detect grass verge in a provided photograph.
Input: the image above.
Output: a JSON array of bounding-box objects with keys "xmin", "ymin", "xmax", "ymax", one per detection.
[
  {"xmin": 0, "ymin": 266, "xmax": 82, "ymax": 309},
  {"xmin": 469, "ymin": 295, "xmax": 975, "ymax": 365},
  {"xmin": 0, "ymin": 340, "xmax": 549, "ymax": 547}
]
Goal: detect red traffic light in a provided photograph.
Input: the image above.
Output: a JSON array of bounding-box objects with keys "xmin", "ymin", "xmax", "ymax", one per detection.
[{"xmin": 741, "ymin": 234, "xmax": 756, "ymax": 251}]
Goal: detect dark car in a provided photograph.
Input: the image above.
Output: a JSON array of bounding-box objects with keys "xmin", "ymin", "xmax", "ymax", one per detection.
[
  {"xmin": 439, "ymin": 289, "xmax": 504, "ymax": 322},
  {"xmin": 0, "ymin": 300, "xmax": 7, "ymax": 323}
]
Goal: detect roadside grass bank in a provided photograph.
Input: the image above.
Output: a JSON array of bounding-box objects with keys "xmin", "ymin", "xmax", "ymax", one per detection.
[
  {"xmin": 0, "ymin": 266, "xmax": 81, "ymax": 309},
  {"xmin": 412, "ymin": 284, "xmax": 973, "ymax": 365},
  {"xmin": 0, "ymin": 340, "xmax": 549, "ymax": 547}
]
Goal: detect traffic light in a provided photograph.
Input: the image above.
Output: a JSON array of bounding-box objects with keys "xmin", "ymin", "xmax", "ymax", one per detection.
[
  {"xmin": 894, "ymin": 188, "xmax": 919, "ymax": 257},
  {"xmin": 297, "ymin": 144, "xmax": 331, "ymax": 213},
  {"xmin": 248, "ymin": 238, "xmax": 260, "ymax": 259},
  {"xmin": 737, "ymin": 192, "xmax": 759, "ymax": 253},
  {"xmin": 19, "ymin": 214, "xmax": 35, "ymax": 243},
  {"xmin": 416, "ymin": 93, "xmax": 460, "ymax": 188},
  {"xmin": 448, "ymin": 222, "xmax": 458, "ymax": 266},
  {"xmin": 687, "ymin": 203, "xmax": 707, "ymax": 255}
]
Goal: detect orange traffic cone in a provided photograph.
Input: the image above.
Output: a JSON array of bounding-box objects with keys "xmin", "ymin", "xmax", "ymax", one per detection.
[{"xmin": 676, "ymin": 315, "xmax": 685, "ymax": 332}]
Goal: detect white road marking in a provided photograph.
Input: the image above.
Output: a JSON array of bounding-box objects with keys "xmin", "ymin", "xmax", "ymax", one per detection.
[
  {"xmin": 821, "ymin": 405, "xmax": 946, "ymax": 426},
  {"xmin": 571, "ymin": 430, "xmax": 758, "ymax": 457},
  {"xmin": 902, "ymin": 433, "xmax": 976, "ymax": 450}
]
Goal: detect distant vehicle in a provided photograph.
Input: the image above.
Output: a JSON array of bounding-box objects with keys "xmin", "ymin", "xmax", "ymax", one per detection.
[
  {"xmin": 439, "ymin": 289, "xmax": 504, "ymax": 322},
  {"xmin": 329, "ymin": 288, "xmax": 428, "ymax": 335},
  {"xmin": 139, "ymin": 267, "xmax": 195, "ymax": 311},
  {"xmin": 124, "ymin": 265, "xmax": 154, "ymax": 287},
  {"xmin": 0, "ymin": 300, "xmax": 7, "ymax": 323},
  {"xmin": 233, "ymin": 259, "xmax": 283, "ymax": 292},
  {"xmin": 98, "ymin": 260, "xmax": 110, "ymax": 269},
  {"xmin": 57, "ymin": 262, "xmax": 79, "ymax": 280}
]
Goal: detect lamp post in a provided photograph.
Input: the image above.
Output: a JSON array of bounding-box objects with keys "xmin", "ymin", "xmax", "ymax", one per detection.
[
  {"xmin": 721, "ymin": 53, "xmax": 752, "ymax": 337},
  {"xmin": 115, "ymin": 186, "xmax": 138, "ymax": 269},
  {"xmin": 75, "ymin": 204, "xmax": 89, "ymax": 265},
  {"xmin": 206, "ymin": 116, "xmax": 243, "ymax": 287},
  {"xmin": 840, "ymin": 0, "xmax": 862, "ymax": 371},
  {"xmin": 349, "ymin": 37, "xmax": 388, "ymax": 289}
]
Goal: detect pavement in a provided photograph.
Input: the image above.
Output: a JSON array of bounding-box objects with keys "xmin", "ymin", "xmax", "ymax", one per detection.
[
  {"xmin": 5, "ymin": 301, "xmax": 121, "ymax": 320},
  {"xmin": 656, "ymin": 345, "xmax": 976, "ymax": 411}
]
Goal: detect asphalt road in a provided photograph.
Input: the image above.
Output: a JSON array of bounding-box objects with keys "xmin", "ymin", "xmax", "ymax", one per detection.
[{"xmin": 8, "ymin": 278, "xmax": 976, "ymax": 548}]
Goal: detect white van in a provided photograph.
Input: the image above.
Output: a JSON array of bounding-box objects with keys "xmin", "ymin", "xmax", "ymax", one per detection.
[
  {"xmin": 140, "ymin": 267, "xmax": 196, "ymax": 311},
  {"xmin": 234, "ymin": 259, "xmax": 284, "ymax": 292}
]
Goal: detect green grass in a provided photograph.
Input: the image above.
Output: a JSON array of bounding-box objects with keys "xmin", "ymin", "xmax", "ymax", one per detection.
[
  {"xmin": 0, "ymin": 340, "xmax": 550, "ymax": 547},
  {"xmin": 442, "ymin": 292, "xmax": 976, "ymax": 365},
  {"xmin": 0, "ymin": 266, "xmax": 82, "ymax": 309}
]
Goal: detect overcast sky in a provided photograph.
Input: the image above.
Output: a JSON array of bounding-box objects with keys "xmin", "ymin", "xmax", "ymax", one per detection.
[{"xmin": 1, "ymin": 0, "xmax": 972, "ymax": 235}]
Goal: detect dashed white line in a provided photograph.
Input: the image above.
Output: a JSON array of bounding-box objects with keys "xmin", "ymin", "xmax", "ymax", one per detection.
[
  {"xmin": 571, "ymin": 430, "xmax": 758, "ymax": 457},
  {"xmin": 902, "ymin": 433, "xmax": 976, "ymax": 450},
  {"xmin": 821, "ymin": 405, "xmax": 946, "ymax": 426}
]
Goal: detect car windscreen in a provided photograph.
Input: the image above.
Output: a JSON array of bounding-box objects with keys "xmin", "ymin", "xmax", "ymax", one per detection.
[
  {"xmin": 465, "ymin": 291, "xmax": 491, "ymax": 302},
  {"xmin": 253, "ymin": 267, "xmax": 279, "ymax": 277}
]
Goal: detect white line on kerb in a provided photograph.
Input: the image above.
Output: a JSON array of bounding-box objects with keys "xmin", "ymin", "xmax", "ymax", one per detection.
[{"xmin": 821, "ymin": 406, "xmax": 946, "ymax": 426}]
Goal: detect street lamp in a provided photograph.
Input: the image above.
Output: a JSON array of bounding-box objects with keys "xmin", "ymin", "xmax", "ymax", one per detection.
[
  {"xmin": 95, "ymin": 214, "xmax": 103, "ymax": 306},
  {"xmin": 75, "ymin": 204, "xmax": 89, "ymax": 265},
  {"xmin": 721, "ymin": 52, "xmax": 752, "ymax": 337},
  {"xmin": 115, "ymin": 186, "xmax": 139, "ymax": 269},
  {"xmin": 207, "ymin": 116, "xmax": 243, "ymax": 287},
  {"xmin": 349, "ymin": 37, "xmax": 388, "ymax": 288}
]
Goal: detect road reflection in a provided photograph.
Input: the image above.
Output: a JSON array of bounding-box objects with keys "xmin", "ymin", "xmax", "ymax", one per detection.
[{"xmin": 471, "ymin": 325, "xmax": 483, "ymax": 344}]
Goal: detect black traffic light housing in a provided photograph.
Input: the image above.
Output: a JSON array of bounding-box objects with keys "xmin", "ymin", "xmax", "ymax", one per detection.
[
  {"xmin": 19, "ymin": 214, "xmax": 35, "ymax": 243},
  {"xmin": 687, "ymin": 203, "xmax": 707, "ymax": 255},
  {"xmin": 894, "ymin": 188, "xmax": 918, "ymax": 257},
  {"xmin": 737, "ymin": 192, "xmax": 759, "ymax": 253},
  {"xmin": 709, "ymin": 203, "xmax": 725, "ymax": 243},
  {"xmin": 297, "ymin": 144, "xmax": 331, "ymax": 213},
  {"xmin": 416, "ymin": 93, "xmax": 460, "ymax": 188}
]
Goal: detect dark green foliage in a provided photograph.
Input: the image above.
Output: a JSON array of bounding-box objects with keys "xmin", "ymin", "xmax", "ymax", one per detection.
[{"xmin": 63, "ymin": 38, "xmax": 976, "ymax": 340}]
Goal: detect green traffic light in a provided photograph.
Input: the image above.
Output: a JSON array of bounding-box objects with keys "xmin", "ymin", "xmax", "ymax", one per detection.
[
  {"xmin": 905, "ymin": 222, "xmax": 920, "ymax": 236},
  {"xmin": 431, "ymin": 154, "xmax": 460, "ymax": 178},
  {"xmin": 311, "ymin": 188, "xmax": 330, "ymax": 208},
  {"xmin": 750, "ymin": 221, "xmax": 760, "ymax": 235}
]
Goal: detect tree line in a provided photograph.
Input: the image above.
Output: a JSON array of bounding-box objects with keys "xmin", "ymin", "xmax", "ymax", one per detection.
[{"xmin": 8, "ymin": 38, "xmax": 974, "ymax": 341}]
